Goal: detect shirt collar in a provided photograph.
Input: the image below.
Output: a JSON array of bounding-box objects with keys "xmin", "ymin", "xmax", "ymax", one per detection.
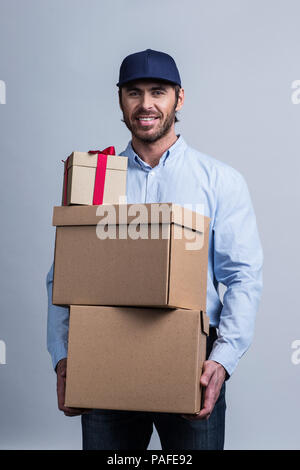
[{"xmin": 121, "ymin": 134, "xmax": 187, "ymax": 171}]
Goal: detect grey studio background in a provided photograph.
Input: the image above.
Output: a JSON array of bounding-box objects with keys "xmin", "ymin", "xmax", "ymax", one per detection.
[{"xmin": 0, "ymin": 0, "xmax": 299, "ymax": 450}]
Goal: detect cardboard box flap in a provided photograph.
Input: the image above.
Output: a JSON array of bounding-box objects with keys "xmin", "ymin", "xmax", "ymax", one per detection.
[
  {"xmin": 66, "ymin": 152, "xmax": 128, "ymax": 171},
  {"xmin": 201, "ymin": 311, "xmax": 210, "ymax": 336},
  {"xmin": 106, "ymin": 154, "xmax": 128, "ymax": 170},
  {"xmin": 171, "ymin": 204, "xmax": 210, "ymax": 234},
  {"xmin": 53, "ymin": 203, "xmax": 210, "ymax": 233}
]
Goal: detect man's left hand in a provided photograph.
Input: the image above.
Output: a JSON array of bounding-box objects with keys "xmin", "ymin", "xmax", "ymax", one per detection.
[{"xmin": 181, "ymin": 360, "xmax": 226, "ymax": 421}]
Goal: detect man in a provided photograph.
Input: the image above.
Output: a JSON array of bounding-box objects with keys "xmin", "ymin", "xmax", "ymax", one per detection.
[{"xmin": 46, "ymin": 49, "xmax": 263, "ymax": 450}]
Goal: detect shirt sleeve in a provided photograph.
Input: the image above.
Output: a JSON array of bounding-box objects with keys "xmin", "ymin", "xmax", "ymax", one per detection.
[
  {"xmin": 46, "ymin": 262, "xmax": 69, "ymax": 371},
  {"xmin": 208, "ymin": 170, "xmax": 263, "ymax": 377}
]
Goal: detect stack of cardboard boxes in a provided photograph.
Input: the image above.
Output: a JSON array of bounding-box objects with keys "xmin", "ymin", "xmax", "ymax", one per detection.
[{"xmin": 52, "ymin": 149, "xmax": 210, "ymax": 414}]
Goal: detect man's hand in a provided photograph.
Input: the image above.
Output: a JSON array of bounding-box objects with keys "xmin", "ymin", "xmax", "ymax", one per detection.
[
  {"xmin": 181, "ymin": 360, "xmax": 226, "ymax": 421},
  {"xmin": 56, "ymin": 358, "xmax": 91, "ymax": 417}
]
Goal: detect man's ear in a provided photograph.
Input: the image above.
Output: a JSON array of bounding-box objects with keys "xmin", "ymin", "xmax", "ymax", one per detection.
[{"xmin": 175, "ymin": 88, "xmax": 185, "ymax": 112}]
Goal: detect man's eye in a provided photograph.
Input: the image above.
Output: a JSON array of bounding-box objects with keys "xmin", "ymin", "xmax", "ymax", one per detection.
[{"xmin": 153, "ymin": 91, "xmax": 163, "ymax": 95}]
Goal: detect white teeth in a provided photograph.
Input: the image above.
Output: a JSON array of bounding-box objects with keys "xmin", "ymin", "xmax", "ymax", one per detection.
[{"xmin": 138, "ymin": 117, "xmax": 157, "ymax": 121}]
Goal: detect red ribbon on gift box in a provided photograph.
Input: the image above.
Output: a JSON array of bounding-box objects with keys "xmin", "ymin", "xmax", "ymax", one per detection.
[
  {"xmin": 62, "ymin": 146, "xmax": 116, "ymax": 206},
  {"xmin": 88, "ymin": 146, "xmax": 115, "ymax": 205}
]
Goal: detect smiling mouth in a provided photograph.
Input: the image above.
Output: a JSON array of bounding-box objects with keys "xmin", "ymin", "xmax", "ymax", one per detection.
[{"xmin": 135, "ymin": 117, "xmax": 159, "ymax": 127}]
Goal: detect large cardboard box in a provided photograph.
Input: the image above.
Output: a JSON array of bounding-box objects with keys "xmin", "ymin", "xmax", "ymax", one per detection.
[
  {"xmin": 65, "ymin": 305, "xmax": 210, "ymax": 414},
  {"xmin": 62, "ymin": 151, "xmax": 128, "ymax": 205},
  {"xmin": 52, "ymin": 203, "xmax": 210, "ymax": 310}
]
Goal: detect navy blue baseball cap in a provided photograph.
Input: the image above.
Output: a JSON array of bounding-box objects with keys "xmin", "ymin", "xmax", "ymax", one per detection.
[{"xmin": 117, "ymin": 49, "xmax": 181, "ymax": 88}]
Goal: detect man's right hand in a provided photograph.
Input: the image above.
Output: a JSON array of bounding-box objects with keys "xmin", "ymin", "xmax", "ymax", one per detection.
[{"xmin": 56, "ymin": 358, "xmax": 91, "ymax": 417}]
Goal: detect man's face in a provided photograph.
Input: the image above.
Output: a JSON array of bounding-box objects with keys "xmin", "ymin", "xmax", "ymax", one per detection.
[{"xmin": 119, "ymin": 79, "xmax": 183, "ymax": 143}]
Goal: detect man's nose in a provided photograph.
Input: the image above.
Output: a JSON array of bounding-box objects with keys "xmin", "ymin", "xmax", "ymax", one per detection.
[{"xmin": 140, "ymin": 92, "xmax": 154, "ymax": 109}]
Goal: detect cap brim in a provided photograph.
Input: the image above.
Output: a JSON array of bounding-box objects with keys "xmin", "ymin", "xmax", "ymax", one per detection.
[{"xmin": 117, "ymin": 76, "xmax": 181, "ymax": 87}]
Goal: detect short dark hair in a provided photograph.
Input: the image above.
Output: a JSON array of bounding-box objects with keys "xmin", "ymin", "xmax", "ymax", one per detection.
[{"xmin": 118, "ymin": 83, "xmax": 181, "ymax": 123}]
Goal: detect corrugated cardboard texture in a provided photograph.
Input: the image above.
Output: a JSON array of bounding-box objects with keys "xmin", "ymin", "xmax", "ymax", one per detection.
[
  {"xmin": 65, "ymin": 305, "xmax": 208, "ymax": 414},
  {"xmin": 67, "ymin": 165, "xmax": 95, "ymax": 206},
  {"xmin": 53, "ymin": 224, "xmax": 170, "ymax": 306},
  {"xmin": 52, "ymin": 204, "xmax": 210, "ymax": 309}
]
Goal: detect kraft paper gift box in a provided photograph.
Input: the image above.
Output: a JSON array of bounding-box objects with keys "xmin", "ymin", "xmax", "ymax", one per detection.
[
  {"xmin": 52, "ymin": 203, "xmax": 210, "ymax": 310},
  {"xmin": 65, "ymin": 305, "xmax": 210, "ymax": 414},
  {"xmin": 61, "ymin": 146, "xmax": 128, "ymax": 206}
]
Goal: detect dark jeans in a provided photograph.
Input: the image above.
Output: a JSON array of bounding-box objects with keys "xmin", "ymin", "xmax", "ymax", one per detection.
[{"xmin": 81, "ymin": 327, "xmax": 226, "ymax": 450}]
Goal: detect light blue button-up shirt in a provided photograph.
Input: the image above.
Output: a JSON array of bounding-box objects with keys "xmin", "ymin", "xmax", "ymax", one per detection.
[{"xmin": 46, "ymin": 135, "xmax": 263, "ymax": 376}]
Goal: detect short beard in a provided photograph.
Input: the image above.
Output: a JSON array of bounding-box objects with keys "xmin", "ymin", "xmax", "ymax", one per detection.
[{"xmin": 121, "ymin": 105, "xmax": 177, "ymax": 144}]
